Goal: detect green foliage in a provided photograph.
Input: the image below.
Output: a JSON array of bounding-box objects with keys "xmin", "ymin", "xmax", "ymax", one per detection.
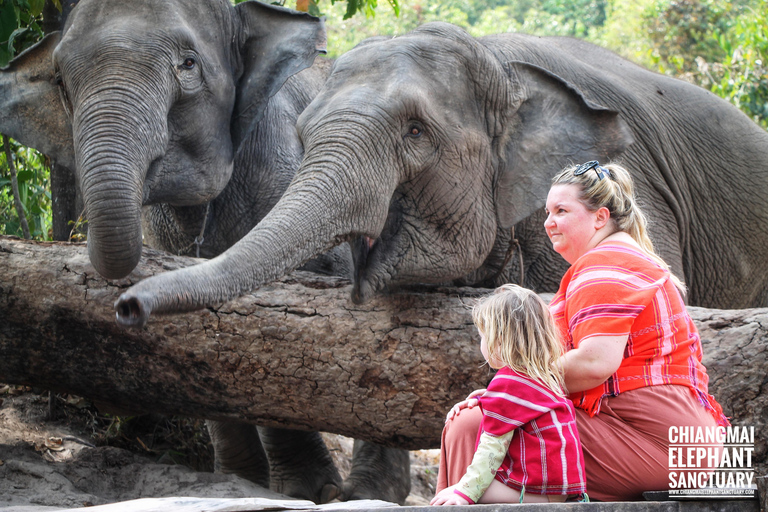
[
  {"xmin": 0, "ymin": 0, "xmax": 56, "ymax": 67},
  {"xmin": 604, "ymin": 0, "xmax": 767, "ymax": 129},
  {"xmin": 707, "ymin": 4, "xmax": 768, "ymax": 128},
  {"xmin": 0, "ymin": 140, "xmax": 52, "ymax": 240},
  {"xmin": 539, "ymin": 0, "xmax": 607, "ymax": 37},
  {"xmin": 335, "ymin": 0, "xmax": 400, "ymax": 19},
  {"xmin": 640, "ymin": 0, "xmax": 731, "ymax": 75},
  {"xmin": 323, "ymin": 0, "xmax": 612, "ymax": 56},
  {"xmin": 233, "ymin": 0, "xmax": 398, "ymax": 20}
]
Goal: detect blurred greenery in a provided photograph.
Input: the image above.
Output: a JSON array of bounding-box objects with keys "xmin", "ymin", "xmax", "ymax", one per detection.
[
  {"xmin": 234, "ymin": 0, "xmax": 398, "ymax": 20},
  {"xmin": 0, "ymin": 139, "xmax": 52, "ymax": 239},
  {"xmin": 1, "ymin": 0, "xmax": 767, "ymax": 239},
  {"xmin": 0, "ymin": 0, "xmax": 58, "ymax": 67}
]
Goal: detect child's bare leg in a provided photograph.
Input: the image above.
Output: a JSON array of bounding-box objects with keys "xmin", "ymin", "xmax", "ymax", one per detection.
[
  {"xmin": 478, "ymin": 480, "xmax": 568, "ymax": 504},
  {"xmin": 478, "ymin": 480, "xmax": 544, "ymax": 504}
]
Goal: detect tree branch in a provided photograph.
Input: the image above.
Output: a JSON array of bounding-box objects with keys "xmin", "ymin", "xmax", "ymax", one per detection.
[{"xmin": 0, "ymin": 236, "xmax": 765, "ymax": 468}]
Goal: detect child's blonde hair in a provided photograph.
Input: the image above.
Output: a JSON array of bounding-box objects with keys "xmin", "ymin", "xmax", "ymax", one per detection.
[
  {"xmin": 472, "ymin": 284, "xmax": 566, "ymax": 397},
  {"xmin": 552, "ymin": 162, "xmax": 686, "ymax": 293}
]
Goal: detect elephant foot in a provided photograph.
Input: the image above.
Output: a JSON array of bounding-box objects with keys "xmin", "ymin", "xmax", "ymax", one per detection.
[
  {"xmin": 340, "ymin": 440, "xmax": 411, "ymax": 505},
  {"xmin": 320, "ymin": 483, "xmax": 343, "ymax": 503},
  {"xmin": 258, "ymin": 426, "xmax": 343, "ymax": 504},
  {"xmin": 206, "ymin": 420, "xmax": 270, "ymax": 488}
]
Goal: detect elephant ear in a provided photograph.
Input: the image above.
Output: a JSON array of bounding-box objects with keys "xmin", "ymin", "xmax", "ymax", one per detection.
[
  {"xmin": 232, "ymin": 1, "xmax": 326, "ymax": 152},
  {"xmin": 0, "ymin": 32, "xmax": 75, "ymax": 169},
  {"xmin": 495, "ymin": 61, "xmax": 634, "ymax": 228}
]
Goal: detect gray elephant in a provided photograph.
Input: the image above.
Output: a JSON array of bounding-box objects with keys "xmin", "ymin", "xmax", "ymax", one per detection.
[
  {"xmin": 114, "ymin": 21, "xmax": 768, "ymax": 320},
  {"xmin": 0, "ymin": 0, "xmax": 409, "ymax": 504}
]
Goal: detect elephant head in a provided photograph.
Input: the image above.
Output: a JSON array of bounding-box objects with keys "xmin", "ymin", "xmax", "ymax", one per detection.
[
  {"xmin": 0, "ymin": 0, "xmax": 325, "ymax": 279},
  {"xmin": 115, "ymin": 22, "xmax": 632, "ymax": 326}
]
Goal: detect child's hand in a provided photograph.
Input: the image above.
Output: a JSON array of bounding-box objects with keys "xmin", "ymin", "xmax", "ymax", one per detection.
[
  {"xmin": 445, "ymin": 388, "xmax": 487, "ymax": 422},
  {"xmin": 430, "ymin": 486, "xmax": 470, "ymax": 506}
]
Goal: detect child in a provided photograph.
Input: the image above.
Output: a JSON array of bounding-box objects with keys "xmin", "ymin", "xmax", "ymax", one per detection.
[{"xmin": 430, "ymin": 284, "xmax": 587, "ymax": 505}]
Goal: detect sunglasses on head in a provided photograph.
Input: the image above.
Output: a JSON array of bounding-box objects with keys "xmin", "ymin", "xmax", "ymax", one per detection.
[{"xmin": 574, "ymin": 161, "xmax": 611, "ymax": 180}]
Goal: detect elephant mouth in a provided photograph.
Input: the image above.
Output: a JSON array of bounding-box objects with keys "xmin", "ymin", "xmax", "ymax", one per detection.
[
  {"xmin": 350, "ymin": 201, "xmax": 407, "ymax": 303},
  {"xmin": 351, "ymin": 235, "xmax": 384, "ymax": 303}
]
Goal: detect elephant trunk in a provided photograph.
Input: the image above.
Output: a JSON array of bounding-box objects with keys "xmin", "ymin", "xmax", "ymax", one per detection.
[
  {"xmin": 75, "ymin": 83, "xmax": 168, "ymax": 279},
  {"xmin": 115, "ymin": 154, "xmax": 389, "ymax": 327}
]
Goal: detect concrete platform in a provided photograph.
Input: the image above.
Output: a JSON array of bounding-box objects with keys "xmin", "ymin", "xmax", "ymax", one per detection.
[
  {"xmin": 16, "ymin": 496, "xmax": 756, "ymax": 512},
  {"xmin": 396, "ymin": 499, "xmax": 758, "ymax": 512}
]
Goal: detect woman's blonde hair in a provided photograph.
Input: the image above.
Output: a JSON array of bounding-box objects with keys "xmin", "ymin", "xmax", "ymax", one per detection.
[
  {"xmin": 552, "ymin": 162, "xmax": 686, "ymax": 293},
  {"xmin": 472, "ymin": 284, "xmax": 566, "ymax": 396}
]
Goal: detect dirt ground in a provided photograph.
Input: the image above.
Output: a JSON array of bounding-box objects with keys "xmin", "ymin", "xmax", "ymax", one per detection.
[{"xmin": 0, "ymin": 385, "xmax": 439, "ymax": 511}]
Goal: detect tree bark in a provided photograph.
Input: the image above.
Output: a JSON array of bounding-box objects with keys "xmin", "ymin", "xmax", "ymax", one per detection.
[
  {"xmin": 50, "ymin": 161, "xmax": 83, "ymax": 242},
  {"xmin": 0, "ymin": 236, "xmax": 766, "ymax": 462}
]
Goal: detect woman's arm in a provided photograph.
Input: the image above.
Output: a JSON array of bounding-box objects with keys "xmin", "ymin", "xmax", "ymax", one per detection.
[{"xmin": 561, "ymin": 335, "xmax": 628, "ymax": 393}]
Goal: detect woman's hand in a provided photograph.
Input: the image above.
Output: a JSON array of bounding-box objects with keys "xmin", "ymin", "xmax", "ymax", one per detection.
[
  {"xmin": 445, "ymin": 388, "xmax": 486, "ymax": 422},
  {"xmin": 430, "ymin": 486, "xmax": 470, "ymax": 506}
]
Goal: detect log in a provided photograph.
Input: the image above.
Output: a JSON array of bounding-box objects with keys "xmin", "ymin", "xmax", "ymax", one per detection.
[
  {"xmin": 0, "ymin": 236, "xmax": 766, "ymax": 464},
  {"xmin": 0, "ymin": 236, "xmax": 489, "ymax": 449}
]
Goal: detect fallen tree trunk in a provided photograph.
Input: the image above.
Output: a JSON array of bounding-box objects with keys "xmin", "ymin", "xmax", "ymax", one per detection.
[{"xmin": 0, "ymin": 236, "xmax": 766, "ymax": 462}]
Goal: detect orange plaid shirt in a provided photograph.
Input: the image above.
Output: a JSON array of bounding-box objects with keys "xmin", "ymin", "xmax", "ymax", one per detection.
[{"xmin": 549, "ymin": 241, "xmax": 728, "ymax": 426}]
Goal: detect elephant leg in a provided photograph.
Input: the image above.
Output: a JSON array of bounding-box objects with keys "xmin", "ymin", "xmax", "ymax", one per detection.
[
  {"xmin": 206, "ymin": 420, "xmax": 270, "ymax": 488},
  {"xmin": 341, "ymin": 440, "xmax": 411, "ymax": 505},
  {"xmin": 258, "ymin": 426, "xmax": 343, "ymax": 504}
]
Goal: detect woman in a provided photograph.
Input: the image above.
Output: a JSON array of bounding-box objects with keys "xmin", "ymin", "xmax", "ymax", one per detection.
[{"xmin": 435, "ymin": 161, "xmax": 728, "ymax": 502}]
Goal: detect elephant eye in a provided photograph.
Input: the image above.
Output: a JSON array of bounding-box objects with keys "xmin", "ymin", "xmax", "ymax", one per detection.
[
  {"xmin": 182, "ymin": 57, "xmax": 196, "ymax": 70},
  {"xmin": 405, "ymin": 122, "xmax": 423, "ymax": 138}
]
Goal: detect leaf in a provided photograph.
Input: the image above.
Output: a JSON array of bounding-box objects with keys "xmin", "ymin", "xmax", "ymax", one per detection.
[
  {"xmin": 8, "ymin": 26, "xmax": 28, "ymax": 51},
  {"xmin": 0, "ymin": 1, "xmax": 19, "ymax": 44},
  {"xmin": 28, "ymin": 0, "xmax": 45, "ymax": 17},
  {"xmin": 0, "ymin": 46, "xmax": 10, "ymax": 67},
  {"xmin": 387, "ymin": 0, "xmax": 399, "ymax": 17},
  {"xmin": 343, "ymin": 0, "xmax": 359, "ymax": 19},
  {"xmin": 16, "ymin": 169, "xmax": 34, "ymax": 183}
]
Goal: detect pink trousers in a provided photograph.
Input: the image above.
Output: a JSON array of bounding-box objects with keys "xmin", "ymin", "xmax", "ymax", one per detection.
[{"xmin": 436, "ymin": 385, "xmax": 721, "ymax": 501}]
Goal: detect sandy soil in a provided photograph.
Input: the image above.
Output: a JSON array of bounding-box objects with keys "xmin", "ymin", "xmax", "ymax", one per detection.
[{"xmin": 0, "ymin": 386, "xmax": 438, "ymax": 511}]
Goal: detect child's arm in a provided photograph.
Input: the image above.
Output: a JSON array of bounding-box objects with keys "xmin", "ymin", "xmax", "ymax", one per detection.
[
  {"xmin": 435, "ymin": 429, "xmax": 515, "ymax": 505},
  {"xmin": 445, "ymin": 389, "xmax": 487, "ymax": 422}
]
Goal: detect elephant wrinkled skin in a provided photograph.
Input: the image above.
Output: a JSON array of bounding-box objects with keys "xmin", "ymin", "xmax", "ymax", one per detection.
[
  {"xmin": 0, "ymin": 0, "xmax": 409, "ymax": 504},
  {"xmin": 116, "ymin": 22, "xmax": 768, "ymax": 323}
]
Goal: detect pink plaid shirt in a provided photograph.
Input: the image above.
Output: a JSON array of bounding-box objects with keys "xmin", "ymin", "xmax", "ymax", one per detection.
[{"xmin": 476, "ymin": 367, "xmax": 587, "ymax": 495}]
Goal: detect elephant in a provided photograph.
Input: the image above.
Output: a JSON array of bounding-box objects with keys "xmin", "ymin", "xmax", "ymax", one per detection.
[
  {"xmin": 113, "ymin": 21, "xmax": 768, "ymax": 323},
  {"xmin": 0, "ymin": 0, "xmax": 410, "ymax": 504}
]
